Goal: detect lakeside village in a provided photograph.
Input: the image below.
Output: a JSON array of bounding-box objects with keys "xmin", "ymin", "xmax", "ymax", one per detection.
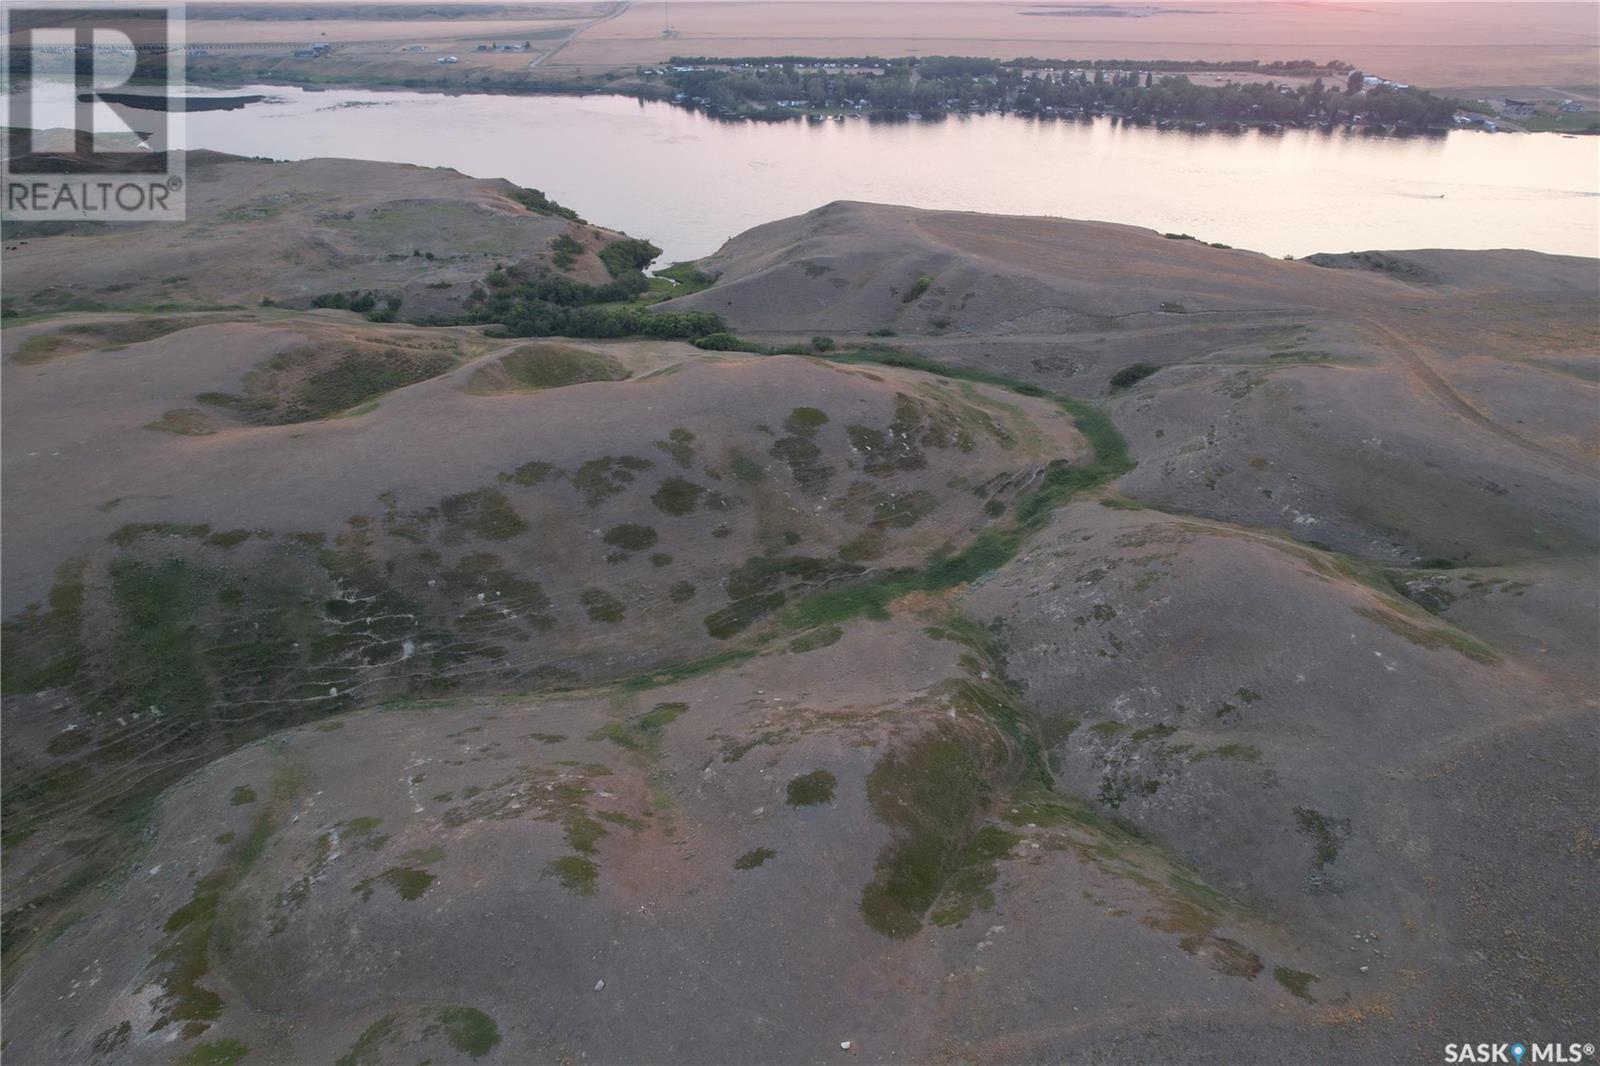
[{"xmin": 630, "ymin": 56, "xmax": 1538, "ymax": 135}]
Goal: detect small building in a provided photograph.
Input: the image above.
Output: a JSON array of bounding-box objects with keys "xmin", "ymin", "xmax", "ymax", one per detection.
[
  {"xmin": 401, "ymin": 44, "xmax": 427, "ymax": 52},
  {"xmin": 436, "ymin": 55, "xmax": 459, "ymax": 65},
  {"xmin": 1501, "ymin": 98, "xmax": 1535, "ymax": 117}
]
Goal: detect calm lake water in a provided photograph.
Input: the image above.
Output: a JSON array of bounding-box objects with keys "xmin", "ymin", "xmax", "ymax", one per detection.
[{"xmin": 179, "ymin": 88, "xmax": 1599, "ymax": 265}]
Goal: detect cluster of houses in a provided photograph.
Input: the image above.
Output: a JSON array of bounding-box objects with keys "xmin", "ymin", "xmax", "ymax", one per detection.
[{"xmin": 291, "ymin": 42, "xmax": 331, "ymax": 60}]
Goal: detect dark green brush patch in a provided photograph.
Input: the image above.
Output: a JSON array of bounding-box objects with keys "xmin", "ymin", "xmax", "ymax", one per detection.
[
  {"xmin": 617, "ymin": 647, "xmax": 756, "ymax": 692},
  {"xmin": 704, "ymin": 592, "xmax": 786, "ymax": 638},
  {"xmin": 1292, "ymin": 806, "xmax": 1350, "ymax": 868},
  {"xmin": 438, "ymin": 488, "xmax": 528, "ymax": 540},
  {"xmin": 229, "ymin": 786, "xmax": 256, "ymax": 806},
  {"xmin": 432, "ymin": 1006, "xmax": 502, "ymax": 1058},
  {"xmin": 1273, "ymin": 966, "xmax": 1319, "ymax": 1002},
  {"xmin": 175, "ymin": 1038, "xmax": 250, "ymax": 1065},
  {"xmin": 788, "ymin": 624, "xmax": 844, "ymax": 653},
  {"xmin": 108, "ymin": 522, "xmax": 211, "ymax": 548},
  {"xmin": 351, "ymin": 866, "xmax": 435, "ymax": 902},
  {"xmin": 668, "ymin": 580, "xmax": 697, "ymax": 603},
  {"xmin": 499, "ymin": 460, "xmax": 558, "ymax": 486},
  {"xmin": 335, "ymin": 1014, "xmax": 398, "ymax": 1066},
  {"xmin": 786, "ymin": 769, "xmax": 837, "ymax": 806},
  {"xmin": 656, "ymin": 427, "xmax": 697, "ymax": 467},
  {"xmin": 603, "ymin": 523, "xmax": 658, "ymax": 551},
  {"xmin": 579, "ymin": 588, "xmax": 625, "ymax": 624},
  {"xmin": 545, "ymin": 855, "xmax": 598, "ymax": 895},
  {"xmin": 204, "ymin": 529, "xmax": 252, "ymax": 549},
  {"xmin": 734, "ymin": 847, "xmax": 777, "ymax": 870},
  {"xmin": 928, "ymin": 824, "xmax": 1020, "ymax": 928},
  {"xmin": 651, "ymin": 477, "xmax": 707, "ymax": 516},
  {"xmin": 859, "ymin": 731, "xmax": 993, "ymax": 939},
  {"xmin": 1109, "ymin": 362, "xmax": 1159, "ymax": 389},
  {"xmin": 571, "ymin": 455, "xmax": 653, "ymax": 506},
  {"xmin": 1191, "ymin": 743, "xmax": 1263, "ymax": 762},
  {"xmin": 838, "ymin": 531, "xmax": 885, "ymax": 562},
  {"xmin": 730, "ymin": 453, "xmax": 766, "ymax": 482},
  {"xmin": 147, "ymin": 807, "xmax": 277, "ymax": 1037},
  {"xmin": 903, "ymin": 274, "xmax": 934, "ymax": 303}
]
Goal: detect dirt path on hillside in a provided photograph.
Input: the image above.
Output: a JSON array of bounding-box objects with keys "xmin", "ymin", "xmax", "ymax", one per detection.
[{"xmin": 1358, "ymin": 317, "xmax": 1594, "ymax": 479}]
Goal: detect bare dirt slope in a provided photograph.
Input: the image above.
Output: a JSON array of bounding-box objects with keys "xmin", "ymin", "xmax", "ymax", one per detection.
[{"xmin": 2, "ymin": 177, "xmax": 1595, "ymax": 1065}]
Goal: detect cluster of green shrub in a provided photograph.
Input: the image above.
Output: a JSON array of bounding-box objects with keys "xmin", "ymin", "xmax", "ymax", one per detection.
[
  {"xmin": 510, "ymin": 186, "xmax": 581, "ymax": 221},
  {"xmin": 443, "ymin": 260, "xmax": 721, "ymax": 338},
  {"xmin": 690, "ymin": 333, "xmax": 838, "ymax": 355},
  {"xmin": 310, "ymin": 290, "xmax": 403, "ymax": 322}
]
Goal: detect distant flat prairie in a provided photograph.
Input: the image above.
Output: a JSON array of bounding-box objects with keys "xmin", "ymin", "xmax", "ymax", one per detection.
[{"xmin": 557, "ymin": 1, "xmax": 1600, "ymax": 91}]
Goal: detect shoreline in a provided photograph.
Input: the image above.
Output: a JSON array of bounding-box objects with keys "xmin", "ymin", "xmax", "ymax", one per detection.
[{"xmin": 177, "ymin": 75, "xmax": 1584, "ymax": 138}]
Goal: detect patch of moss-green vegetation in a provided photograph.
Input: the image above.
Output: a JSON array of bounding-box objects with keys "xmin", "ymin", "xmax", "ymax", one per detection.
[
  {"xmin": 838, "ymin": 530, "xmax": 885, "ymax": 562},
  {"xmin": 146, "ymin": 795, "xmax": 283, "ymax": 1038},
  {"xmin": 786, "ymin": 769, "xmax": 837, "ymax": 806},
  {"xmin": 550, "ymin": 233, "xmax": 583, "ymax": 269},
  {"xmin": 432, "ymin": 1006, "xmax": 502, "ymax": 1058},
  {"xmin": 335, "ymin": 1014, "xmax": 399, "ymax": 1066},
  {"xmin": 903, "ymin": 274, "xmax": 934, "ymax": 303},
  {"xmin": 572, "ymin": 455, "xmax": 653, "ymax": 505},
  {"xmin": 545, "ymin": 855, "xmax": 598, "ymax": 896},
  {"xmin": 705, "ymin": 555, "xmax": 863, "ymax": 639},
  {"xmin": 176, "ymin": 1038, "xmax": 251, "ymax": 1065},
  {"xmin": 873, "ymin": 489, "xmax": 939, "ymax": 529},
  {"xmin": 496, "ymin": 343, "xmax": 630, "ymax": 390},
  {"xmin": 1110, "ymin": 362, "xmax": 1160, "ymax": 389},
  {"xmin": 439, "ymin": 488, "xmax": 528, "ymax": 540},
  {"xmin": 1352, "ymin": 605, "xmax": 1499, "ymax": 664},
  {"xmin": 729, "ymin": 453, "xmax": 765, "ymax": 482},
  {"xmin": 603, "ymin": 523, "xmax": 658, "ymax": 551},
  {"xmin": 651, "ymin": 476, "xmax": 709, "ymax": 516},
  {"xmin": 579, "ymin": 588, "xmax": 625, "ymax": 624},
  {"xmin": 1292, "ymin": 806, "xmax": 1350, "ymax": 868},
  {"xmin": 352, "ymin": 866, "xmax": 435, "ymax": 902},
  {"xmin": 1274, "ymin": 966, "xmax": 1320, "ymax": 1002},
  {"xmin": 0, "ymin": 558, "xmax": 87, "ymax": 697},
  {"xmin": 656, "ymin": 427, "xmax": 697, "ymax": 467},
  {"xmin": 618, "ymin": 647, "xmax": 755, "ymax": 692},
  {"xmin": 499, "ymin": 460, "xmax": 558, "ymax": 486},
  {"xmin": 229, "ymin": 785, "xmax": 257, "ymax": 806},
  {"xmin": 859, "ymin": 729, "xmax": 996, "ymax": 938},
  {"xmin": 398, "ymin": 847, "xmax": 444, "ymax": 866},
  {"xmin": 734, "ymin": 847, "xmax": 777, "ymax": 870},
  {"xmin": 929, "ymin": 825, "xmax": 1020, "ymax": 927},
  {"xmin": 512, "ymin": 186, "xmax": 581, "ymax": 220},
  {"xmin": 1191, "ymin": 743, "xmax": 1263, "ymax": 762},
  {"xmin": 788, "ymin": 624, "xmax": 843, "ymax": 653},
  {"xmin": 590, "ymin": 701, "xmax": 689, "ymax": 758}
]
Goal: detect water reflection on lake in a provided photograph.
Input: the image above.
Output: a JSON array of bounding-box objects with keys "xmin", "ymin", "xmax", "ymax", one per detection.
[{"xmin": 180, "ymin": 88, "xmax": 1600, "ymax": 264}]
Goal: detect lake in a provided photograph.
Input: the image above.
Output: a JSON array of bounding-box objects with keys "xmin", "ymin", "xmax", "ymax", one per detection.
[{"xmin": 178, "ymin": 87, "xmax": 1599, "ymax": 266}]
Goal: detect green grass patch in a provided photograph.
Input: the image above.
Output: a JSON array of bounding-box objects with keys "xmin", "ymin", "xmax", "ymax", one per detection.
[
  {"xmin": 1274, "ymin": 966, "xmax": 1319, "ymax": 1002},
  {"xmin": 734, "ymin": 847, "xmax": 777, "ymax": 870},
  {"xmin": 785, "ymin": 769, "xmax": 837, "ymax": 807}
]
